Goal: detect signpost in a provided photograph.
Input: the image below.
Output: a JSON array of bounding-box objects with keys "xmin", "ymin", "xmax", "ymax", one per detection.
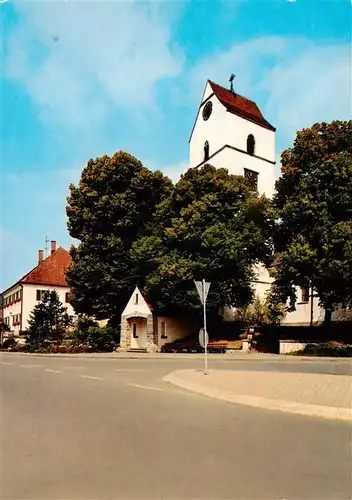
[
  {"xmin": 194, "ymin": 279, "xmax": 210, "ymax": 375},
  {"xmin": 198, "ymin": 328, "xmax": 208, "ymax": 348}
]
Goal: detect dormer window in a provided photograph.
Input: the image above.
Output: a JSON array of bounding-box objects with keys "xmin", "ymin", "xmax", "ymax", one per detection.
[
  {"xmin": 247, "ymin": 134, "xmax": 255, "ymax": 155},
  {"xmin": 204, "ymin": 141, "xmax": 209, "ymax": 161}
]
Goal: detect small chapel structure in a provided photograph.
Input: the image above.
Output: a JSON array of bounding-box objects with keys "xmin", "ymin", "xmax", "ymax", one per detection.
[{"xmin": 119, "ymin": 287, "xmax": 193, "ymax": 352}]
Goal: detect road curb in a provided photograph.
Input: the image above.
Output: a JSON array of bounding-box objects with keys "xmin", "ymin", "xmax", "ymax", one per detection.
[
  {"xmin": 164, "ymin": 370, "xmax": 352, "ymax": 422},
  {"xmin": 1, "ymin": 351, "xmax": 350, "ymax": 362}
]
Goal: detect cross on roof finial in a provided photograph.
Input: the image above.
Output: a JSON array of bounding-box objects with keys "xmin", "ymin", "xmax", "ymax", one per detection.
[{"xmin": 229, "ymin": 73, "xmax": 235, "ymax": 93}]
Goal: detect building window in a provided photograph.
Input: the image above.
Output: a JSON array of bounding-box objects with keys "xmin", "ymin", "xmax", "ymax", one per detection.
[
  {"xmin": 36, "ymin": 289, "xmax": 46, "ymax": 301},
  {"xmin": 160, "ymin": 321, "xmax": 167, "ymax": 339},
  {"xmin": 301, "ymin": 286, "xmax": 309, "ymax": 303},
  {"xmin": 132, "ymin": 323, "xmax": 138, "ymax": 338},
  {"xmin": 247, "ymin": 134, "xmax": 255, "ymax": 155},
  {"xmin": 204, "ymin": 141, "xmax": 209, "ymax": 162},
  {"xmin": 65, "ymin": 292, "xmax": 70, "ymax": 303},
  {"xmin": 244, "ymin": 168, "xmax": 258, "ymax": 192},
  {"xmin": 135, "ymin": 293, "xmax": 138, "ymax": 305}
]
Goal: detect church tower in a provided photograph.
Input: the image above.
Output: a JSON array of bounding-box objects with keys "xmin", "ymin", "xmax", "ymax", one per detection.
[{"xmin": 189, "ymin": 78, "xmax": 276, "ymax": 198}]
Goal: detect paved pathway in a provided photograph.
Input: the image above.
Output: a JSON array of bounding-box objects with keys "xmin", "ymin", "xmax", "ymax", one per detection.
[{"xmin": 165, "ymin": 369, "xmax": 352, "ymax": 421}]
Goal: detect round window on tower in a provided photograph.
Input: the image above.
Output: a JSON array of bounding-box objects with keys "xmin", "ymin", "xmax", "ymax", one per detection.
[{"xmin": 202, "ymin": 101, "xmax": 213, "ymax": 121}]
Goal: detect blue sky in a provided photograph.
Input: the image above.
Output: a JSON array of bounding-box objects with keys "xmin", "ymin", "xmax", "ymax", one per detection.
[{"xmin": 1, "ymin": 0, "xmax": 351, "ymax": 290}]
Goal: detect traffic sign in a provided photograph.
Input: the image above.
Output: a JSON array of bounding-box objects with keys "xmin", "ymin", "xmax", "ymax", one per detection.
[
  {"xmin": 194, "ymin": 279, "xmax": 211, "ymax": 375},
  {"xmin": 194, "ymin": 280, "xmax": 210, "ymax": 304},
  {"xmin": 198, "ymin": 328, "xmax": 209, "ymax": 348}
]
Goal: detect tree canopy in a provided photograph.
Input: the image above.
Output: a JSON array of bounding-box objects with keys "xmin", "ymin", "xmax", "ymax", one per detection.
[
  {"xmin": 132, "ymin": 164, "xmax": 273, "ymax": 319},
  {"xmin": 271, "ymin": 120, "xmax": 352, "ymax": 319},
  {"xmin": 66, "ymin": 151, "xmax": 173, "ymax": 324},
  {"xmin": 67, "ymin": 155, "xmax": 272, "ymax": 325}
]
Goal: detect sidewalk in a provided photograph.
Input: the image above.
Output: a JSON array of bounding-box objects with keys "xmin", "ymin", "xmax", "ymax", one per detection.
[{"xmin": 164, "ymin": 369, "xmax": 352, "ymax": 421}]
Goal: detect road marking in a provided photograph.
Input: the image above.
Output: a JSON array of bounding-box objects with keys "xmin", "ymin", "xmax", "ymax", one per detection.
[
  {"xmin": 114, "ymin": 369, "xmax": 146, "ymax": 372},
  {"xmin": 45, "ymin": 369, "xmax": 63, "ymax": 374},
  {"xmin": 27, "ymin": 364, "xmax": 43, "ymax": 368},
  {"xmin": 0, "ymin": 361, "xmax": 14, "ymax": 365},
  {"xmin": 19, "ymin": 365, "xmax": 33, "ymax": 369},
  {"xmin": 127, "ymin": 383, "xmax": 163, "ymax": 392},
  {"xmin": 63, "ymin": 366, "xmax": 84, "ymax": 370},
  {"xmin": 80, "ymin": 375, "xmax": 104, "ymax": 381}
]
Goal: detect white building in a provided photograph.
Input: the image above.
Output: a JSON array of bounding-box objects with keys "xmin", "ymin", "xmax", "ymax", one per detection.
[
  {"xmin": 189, "ymin": 78, "xmax": 326, "ymax": 325},
  {"xmin": 1, "ymin": 241, "xmax": 76, "ymax": 337}
]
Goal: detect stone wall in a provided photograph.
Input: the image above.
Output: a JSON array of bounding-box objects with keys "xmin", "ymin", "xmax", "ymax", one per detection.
[
  {"xmin": 279, "ymin": 340, "xmax": 307, "ymax": 354},
  {"xmin": 120, "ymin": 315, "xmax": 132, "ymax": 351}
]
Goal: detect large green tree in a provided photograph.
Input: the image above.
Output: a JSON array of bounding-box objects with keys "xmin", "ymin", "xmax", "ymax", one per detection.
[
  {"xmin": 271, "ymin": 120, "xmax": 352, "ymax": 322},
  {"xmin": 132, "ymin": 164, "xmax": 273, "ymax": 321},
  {"xmin": 66, "ymin": 151, "xmax": 173, "ymax": 324}
]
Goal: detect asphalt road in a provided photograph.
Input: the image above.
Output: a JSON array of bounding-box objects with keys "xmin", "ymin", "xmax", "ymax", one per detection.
[{"xmin": 1, "ymin": 354, "xmax": 351, "ymax": 499}]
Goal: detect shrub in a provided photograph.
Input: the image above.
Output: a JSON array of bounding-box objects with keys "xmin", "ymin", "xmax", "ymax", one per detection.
[
  {"xmin": 235, "ymin": 295, "xmax": 286, "ymax": 327},
  {"xmin": 50, "ymin": 343, "xmax": 91, "ymax": 354},
  {"xmin": 295, "ymin": 341, "xmax": 352, "ymax": 357},
  {"xmin": 2, "ymin": 337, "xmax": 16, "ymax": 349},
  {"xmin": 73, "ymin": 316, "xmax": 99, "ymax": 344},
  {"xmin": 86, "ymin": 326, "xmax": 119, "ymax": 352}
]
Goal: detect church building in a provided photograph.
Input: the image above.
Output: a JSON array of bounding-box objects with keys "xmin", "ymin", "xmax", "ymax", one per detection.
[{"xmin": 189, "ymin": 77, "xmax": 328, "ymax": 325}]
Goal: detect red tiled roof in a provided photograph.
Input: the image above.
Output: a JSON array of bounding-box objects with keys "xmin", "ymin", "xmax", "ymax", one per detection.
[
  {"xmin": 20, "ymin": 247, "xmax": 72, "ymax": 287},
  {"xmin": 208, "ymin": 80, "xmax": 275, "ymax": 131}
]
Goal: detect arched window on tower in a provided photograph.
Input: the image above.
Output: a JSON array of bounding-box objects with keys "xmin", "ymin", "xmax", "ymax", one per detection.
[
  {"xmin": 204, "ymin": 141, "xmax": 210, "ymax": 162},
  {"xmin": 247, "ymin": 134, "xmax": 255, "ymax": 155}
]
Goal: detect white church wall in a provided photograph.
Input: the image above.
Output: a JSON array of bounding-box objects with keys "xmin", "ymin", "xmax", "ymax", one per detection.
[
  {"xmin": 200, "ymin": 147, "xmax": 275, "ymax": 198},
  {"xmin": 281, "ymin": 291, "xmax": 324, "ymax": 325},
  {"xmin": 251, "ymin": 264, "xmax": 271, "ymax": 299},
  {"xmin": 202, "ymin": 82, "xmax": 214, "ymax": 101}
]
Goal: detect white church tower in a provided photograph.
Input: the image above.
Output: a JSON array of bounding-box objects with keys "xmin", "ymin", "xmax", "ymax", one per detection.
[
  {"xmin": 189, "ymin": 76, "xmax": 277, "ymax": 318},
  {"xmin": 188, "ymin": 77, "xmax": 329, "ymax": 326},
  {"xmin": 189, "ymin": 77, "xmax": 276, "ymax": 198}
]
